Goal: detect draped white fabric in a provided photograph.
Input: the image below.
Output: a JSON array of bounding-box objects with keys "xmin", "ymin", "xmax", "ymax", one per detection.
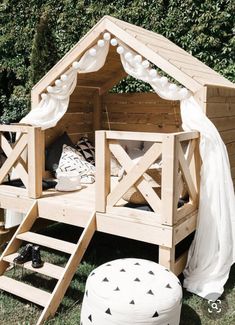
[
  {"xmin": 181, "ymin": 97, "xmax": 235, "ymax": 299},
  {"xmin": 119, "ymin": 43, "xmax": 235, "ymax": 300},
  {"xmin": 20, "ymin": 41, "xmax": 110, "ymax": 129},
  {"xmin": 14, "ymin": 35, "xmax": 234, "ymax": 300}
]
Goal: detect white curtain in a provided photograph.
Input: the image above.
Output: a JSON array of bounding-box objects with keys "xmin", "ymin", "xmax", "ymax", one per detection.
[
  {"xmin": 10, "ymin": 35, "xmax": 234, "ymax": 300},
  {"xmin": 119, "ymin": 44, "xmax": 235, "ymax": 300},
  {"xmin": 20, "ymin": 41, "xmax": 110, "ymax": 129}
]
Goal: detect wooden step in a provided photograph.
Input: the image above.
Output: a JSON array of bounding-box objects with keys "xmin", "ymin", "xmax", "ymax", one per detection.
[
  {"xmin": 0, "ymin": 275, "xmax": 50, "ymax": 307},
  {"xmin": 16, "ymin": 232, "xmax": 76, "ymax": 254},
  {"xmin": 3, "ymin": 253, "xmax": 64, "ymax": 280}
]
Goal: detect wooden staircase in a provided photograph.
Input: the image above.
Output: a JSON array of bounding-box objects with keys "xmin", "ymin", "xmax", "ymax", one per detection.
[{"xmin": 0, "ymin": 201, "xmax": 96, "ymax": 325}]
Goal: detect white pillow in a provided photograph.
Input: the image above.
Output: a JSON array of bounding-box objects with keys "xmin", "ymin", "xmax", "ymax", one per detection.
[{"xmin": 56, "ymin": 145, "xmax": 95, "ymax": 183}]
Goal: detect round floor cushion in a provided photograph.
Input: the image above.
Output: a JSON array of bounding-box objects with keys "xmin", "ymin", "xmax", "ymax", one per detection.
[{"xmin": 80, "ymin": 258, "xmax": 182, "ymax": 325}]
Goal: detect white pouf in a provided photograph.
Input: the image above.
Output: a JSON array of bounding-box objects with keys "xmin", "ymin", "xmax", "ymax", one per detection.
[{"xmin": 80, "ymin": 258, "xmax": 182, "ymax": 325}]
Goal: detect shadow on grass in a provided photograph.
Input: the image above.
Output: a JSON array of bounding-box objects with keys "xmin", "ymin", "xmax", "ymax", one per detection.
[{"xmin": 180, "ymin": 304, "xmax": 202, "ymax": 325}]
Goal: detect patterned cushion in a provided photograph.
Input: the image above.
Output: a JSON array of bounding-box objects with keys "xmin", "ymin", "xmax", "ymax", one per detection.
[
  {"xmin": 56, "ymin": 145, "xmax": 95, "ymax": 183},
  {"xmin": 81, "ymin": 258, "xmax": 182, "ymax": 325},
  {"xmin": 75, "ymin": 137, "xmax": 95, "ymax": 165}
]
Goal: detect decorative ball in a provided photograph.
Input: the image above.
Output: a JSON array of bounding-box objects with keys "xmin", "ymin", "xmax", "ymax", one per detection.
[
  {"xmin": 55, "ymin": 79, "xmax": 62, "ymax": 87},
  {"xmin": 110, "ymin": 38, "xmax": 118, "ymax": 46},
  {"xmin": 160, "ymin": 76, "xmax": 168, "ymax": 86},
  {"xmin": 179, "ymin": 88, "xmax": 189, "ymax": 98},
  {"xmin": 97, "ymin": 39, "xmax": 105, "ymax": 47},
  {"xmin": 41, "ymin": 93, "xmax": 47, "ymax": 100},
  {"xmin": 142, "ymin": 60, "xmax": 150, "ymax": 68},
  {"xmin": 61, "ymin": 74, "xmax": 68, "ymax": 81},
  {"xmin": 117, "ymin": 46, "xmax": 124, "ymax": 54},
  {"xmin": 134, "ymin": 55, "xmax": 142, "ymax": 63},
  {"xmin": 103, "ymin": 32, "xmax": 111, "ymax": 41},
  {"xmin": 149, "ymin": 69, "xmax": 157, "ymax": 77},
  {"xmin": 62, "ymin": 84, "xmax": 67, "ymax": 90},
  {"xmin": 124, "ymin": 52, "xmax": 133, "ymax": 62},
  {"xmin": 137, "ymin": 66, "xmax": 145, "ymax": 77},
  {"xmin": 47, "ymin": 86, "xmax": 53, "ymax": 93},
  {"xmin": 72, "ymin": 61, "xmax": 80, "ymax": 69},
  {"xmin": 169, "ymin": 84, "xmax": 178, "ymax": 91},
  {"xmin": 89, "ymin": 48, "xmax": 97, "ymax": 56}
]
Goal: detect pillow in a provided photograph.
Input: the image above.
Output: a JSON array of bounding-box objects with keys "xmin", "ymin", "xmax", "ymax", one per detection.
[
  {"xmin": 45, "ymin": 132, "xmax": 74, "ymax": 173},
  {"xmin": 75, "ymin": 136, "xmax": 95, "ymax": 165},
  {"xmin": 56, "ymin": 145, "xmax": 95, "ymax": 184}
]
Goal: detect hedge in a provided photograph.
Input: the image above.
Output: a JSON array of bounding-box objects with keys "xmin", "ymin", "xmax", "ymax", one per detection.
[{"xmin": 0, "ymin": 0, "xmax": 234, "ymax": 122}]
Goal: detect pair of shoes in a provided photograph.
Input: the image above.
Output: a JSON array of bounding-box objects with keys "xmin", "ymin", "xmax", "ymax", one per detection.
[{"xmin": 13, "ymin": 243, "xmax": 44, "ymax": 268}]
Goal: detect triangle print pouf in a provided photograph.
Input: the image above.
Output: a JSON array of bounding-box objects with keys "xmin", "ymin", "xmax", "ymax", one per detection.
[{"xmin": 80, "ymin": 258, "xmax": 182, "ymax": 325}]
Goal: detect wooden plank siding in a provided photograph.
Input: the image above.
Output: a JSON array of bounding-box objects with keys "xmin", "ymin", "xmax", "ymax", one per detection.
[
  {"xmin": 205, "ymin": 85, "xmax": 235, "ymax": 187},
  {"xmin": 45, "ymin": 88, "xmax": 95, "ymax": 146},
  {"xmin": 101, "ymin": 93, "xmax": 181, "ymax": 133}
]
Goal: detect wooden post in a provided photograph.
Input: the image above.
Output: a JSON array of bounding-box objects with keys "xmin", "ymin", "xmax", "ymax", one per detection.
[
  {"xmin": 95, "ymin": 131, "xmax": 110, "ymax": 213},
  {"xmin": 159, "ymin": 246, "xmax": 175, "ymax": 272},
  {"xmin": 28, "ymin": 127, "xmax": 43, "ymax": 199},
  {"xmin": 161, "ymin": 134, "xmax": 178, "ymax": 226}
]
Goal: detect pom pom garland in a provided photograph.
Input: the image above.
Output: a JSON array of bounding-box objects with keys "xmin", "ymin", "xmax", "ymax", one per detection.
[
  {"xmin": 89, "ymin": 48, "xmax": 97, "ymax": 56},
  {"xmin": 41, "ymin": 93, "xmax": 47, "ymax": 100},
  {"xmin": 117, "ymin": 46, "xmax": 124, "ymax": 54},
  {"xmin": 103, "ymin": 32, "xmax": 111, "ymax": 40},
  {"xmin": 134, "ymin": 55, "xmax": 142, "ymax": 63},
  {"xmin": 55, "ymin": 79, "xmax": 62, "ymax": 87},
  {"xmin": 110, "ymin": 38, "xmax": 118, "ymax": 46},
  {"xmin": 169, "ymin": 84, "xmax": 178, "ymax": 91},
  {"xmin": 47, "ymin": 86, "xmax": 53, "ymax": 93},
  {"xmin": 97, "ymin": 39, "xmax": 105, "ymax": 47},
  {"xmin": 142, "ymin": 60, "xmax": 150, "ymax": 68},
  {"xmin": 160, "ymin": 76, "xmax": 168, "ymax": 86},
  {"xmin": 72, "ymin": 61, "xmax": 80, "ymax": 69},
  {"xmin": 124, "ymin": 52, "xmax": 133, "ymax": 62},
  {"xmin": 149, "ymin": 69, "xmax": 157, "ymax": 77},
  {"xmin": 61, "ymin": 74, "xmax": 68, "ymax": 81},
  {"xmin": 179, "ymin": 88, "xmax": 189, "ymax": 98}
]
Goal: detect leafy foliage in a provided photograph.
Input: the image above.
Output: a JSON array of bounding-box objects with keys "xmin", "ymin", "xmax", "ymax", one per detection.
[{"xmin": 0, "ymin": 0, "xmax": 234, "ymax": 122}]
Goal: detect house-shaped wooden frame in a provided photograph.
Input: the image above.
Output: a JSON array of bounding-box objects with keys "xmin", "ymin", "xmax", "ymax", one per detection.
[{"xmin": 0, "ymin": 16, "xmax": 234, "ymax": 325}]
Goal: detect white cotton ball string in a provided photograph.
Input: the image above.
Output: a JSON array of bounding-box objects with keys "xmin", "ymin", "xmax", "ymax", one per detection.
[
  {"xmin": 149, "ymin": 69, "xmax": 157, "ymax": 78},
  {"xmin": 179, "ymin": 88, "xmax": 189, "ymax": 98},
  {"xmin": 47, "ymin": 86, "xmax": 53, "ymax": 93},
  {"xmin": 160, "ymin": 76, "xmax": 168, "ymax": 86},
  {"xmin": 72, "ymin": 61, "xmax": 80, "ymax": 70},
  {"xmin": 134, "ymin": 55, "xmax": 142, "ymax": 63},
  {"xmin": 110, "ymin": 38, "xmax": 118, "ymax": 46},
  {"xmin": 61, "ymin": 74, "xmax": 68, "ymax": 81},
  {"xmin": 169, "ymin": 84, "xmax": 178, "ymax": 91},
  {"xmin": 117, "ymin": 46, "xmax": 124, "ymax": 54},
  {"xmin": 125, "ymin": 52, "xmax": 133, "ymax": 62},
  {"xmin": 41, "ymin": 93, "xmax": 47, "ymax": 100},
  {"xmin": 103, "ymin": 32, "xmax": 111, "ymax": 40},
  {"xmin": 97, "ymin": 39, "xmax": 105, "ymax": 47},
  {"xmin": 55, "ymin": 79, "xmax": 62, "ymax": 87},
  {"xmin": 89, "ymin": 48, "xmax": 97, "ymax": 56},
  {"xmin": 142, "ymin": 60, "xmax": 150, "ymax": 68}
]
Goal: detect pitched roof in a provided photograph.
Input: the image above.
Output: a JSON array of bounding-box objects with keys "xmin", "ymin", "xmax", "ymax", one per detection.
[{"xmin": 32, "ymin": 15, "xmax": 234, "ymax": 105}]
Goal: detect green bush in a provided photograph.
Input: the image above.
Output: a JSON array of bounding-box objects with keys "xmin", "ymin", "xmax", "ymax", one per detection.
[{"xmin": 0, "ymin": 0, "xmax": 234, "ymax": 122}]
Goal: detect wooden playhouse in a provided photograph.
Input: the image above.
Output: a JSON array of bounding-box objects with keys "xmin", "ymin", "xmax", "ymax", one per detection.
[{"xmin": 0, "ymin": 16, "xmax": 234, "ymax": 324}]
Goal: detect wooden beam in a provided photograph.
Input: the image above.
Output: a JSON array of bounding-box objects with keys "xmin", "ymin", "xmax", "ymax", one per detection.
[
  {"xmin": 28, "ymin": 127, "xmax": 43, "ymax": 198},
  {"xmin": 95, "ymin": 131, "xmax": 110, "ymax": 212},
  {"xmin": 99, "ymin": 70, "xmax": 127, "ymax": 95},
  {"xmin": 161, "ymin": 134, "xmax": 178, "ymax": 226},
  {"xmin": 93, "ymin": 90, "xmax": 102, "ymax": 132}
]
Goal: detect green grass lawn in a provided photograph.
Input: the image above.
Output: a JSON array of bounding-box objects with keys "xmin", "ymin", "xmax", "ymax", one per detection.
[{"xmin": 0, "ymin": 223, "xmax": 234, "ymax": 325}]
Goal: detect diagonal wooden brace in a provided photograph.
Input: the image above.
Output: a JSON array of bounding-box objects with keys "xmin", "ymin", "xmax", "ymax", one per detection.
[
  {"xmin": 0, "ymin": 134, "xmax": 28, "ymax": 184},
  {"xmin": 107, "ymin": 141, "xmax": 162, "ymax": 210}
]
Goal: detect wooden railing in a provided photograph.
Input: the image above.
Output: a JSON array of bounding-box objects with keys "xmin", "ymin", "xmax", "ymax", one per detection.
[
  {"xmin": 95, "ymin": 130, "xmax": 200, "ymax": 226},
  {"xmin": 0, "ymin": 124, "xmax": 43, "ymax": 199}
]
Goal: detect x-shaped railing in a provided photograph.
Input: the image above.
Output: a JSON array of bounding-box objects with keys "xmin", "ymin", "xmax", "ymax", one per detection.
[{"xmin": 96, "ymin": 130, "xmax": 200, "ymax": 226}]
